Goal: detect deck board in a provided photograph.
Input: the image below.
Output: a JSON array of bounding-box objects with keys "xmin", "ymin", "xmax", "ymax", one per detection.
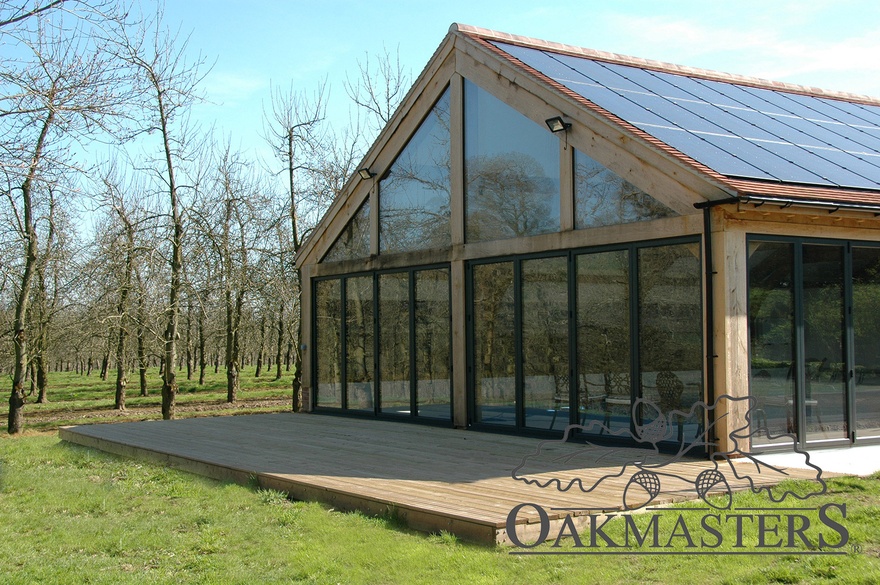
[{"xmin": 59, "ymin": 413, "xmax": 825, "ymax": 544}]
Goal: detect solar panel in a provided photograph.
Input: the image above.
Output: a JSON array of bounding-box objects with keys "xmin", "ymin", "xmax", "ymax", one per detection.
[
  {"xmin": 736, "ymin": 86, "xmax": 880, "ymax": 156},
  {"xmin": 490, "ymin": 40, "xmax": 880, "ymax": 191}
]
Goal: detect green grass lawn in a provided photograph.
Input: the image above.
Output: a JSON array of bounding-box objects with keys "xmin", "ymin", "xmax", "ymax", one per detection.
[
  {"xmin": 1, "ymin": 434, "xmax": 879, "ymax": 584},
  {"xmin": 19, "ymin": 367, "xmax": 293, "ymax": 432},
  {"xmin": 3, "ymin": 371, "xmax": 880, "ymax": 583}
]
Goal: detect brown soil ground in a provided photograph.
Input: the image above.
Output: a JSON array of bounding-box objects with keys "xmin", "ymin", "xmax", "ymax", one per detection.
[{"xmin": 27, "ymin": 398, "xmax": 291, "ymax": 429}]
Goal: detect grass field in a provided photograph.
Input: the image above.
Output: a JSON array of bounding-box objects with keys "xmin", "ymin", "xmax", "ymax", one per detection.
[
  {"xmin": 2, "ymin": 371, "xmax": 880, "ymax": 583},
  {"xmin": 18, "ymin": 367, "xmax": 293, "ymax": 432}
]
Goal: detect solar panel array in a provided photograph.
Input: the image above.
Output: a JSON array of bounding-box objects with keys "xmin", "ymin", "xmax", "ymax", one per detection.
[{"xmin": 492, "ymin": 41, "xmax": 880, "ymax": 191}]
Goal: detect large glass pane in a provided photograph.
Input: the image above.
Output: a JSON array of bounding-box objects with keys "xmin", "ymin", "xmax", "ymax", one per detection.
[
  {"xmin": 464, "ymin": 80, "xmax": 560, "ymax": 242},
  {"xmin": 378, "ymin": 273, "xmax": 410, "ymax": 415},
  {"xmin": 802, "ymin": 244, "xmax": 847, "ymax": 443},
  {"xmin": 522, "ymin": 257, "xmax": 569, "ymax": 430},
  {"xmin": 748, "ymin": 241, "xmax": 795, "ymax": 445},
  {"xmin": 324, "ymin": 201, "xmax": 370, "ymax": 262},
  {"xmin": 574, "ymin": 149, "xmax": 676, "ymax": 229},
  {"xmin": 639, "ymin": 243, "xmax": 703, "ymax": 446},
  {"xmin": 415, "ymin": 268, "xmax": 451, "ymax": 419},
  {"xmin": 852, "ymin": 247, "xmax": 880, "ymax": 439},
  {"xmin": 345, "ymin": 276, "xmax": 374, "ymax": 411},
  {"xmin": 472, "ymin": 262, "xmax": 516, "ymax": 425},
  {"xmin": 576, "ymin": 250, "xmax": 631, "ymax": 435},
  {"xmin": 315, "ymin": 279, "xmax": 342, "ymax": 408},
  {"xmin": 380, "ymin": 89, "xmax": 451, "ymax": 253}
]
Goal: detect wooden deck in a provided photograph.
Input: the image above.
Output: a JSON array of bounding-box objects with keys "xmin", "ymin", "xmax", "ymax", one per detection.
[{"xmin": 59, "ymin": 413, "xmax": 824, "ymax": 545}]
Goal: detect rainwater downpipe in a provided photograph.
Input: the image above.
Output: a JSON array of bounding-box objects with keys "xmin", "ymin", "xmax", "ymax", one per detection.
[{"xmin": 695, "ymin": 197, "xmax": 738, "ymax": 452}]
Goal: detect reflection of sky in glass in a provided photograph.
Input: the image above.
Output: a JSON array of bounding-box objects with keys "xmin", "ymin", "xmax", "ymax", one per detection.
[
  {"xmin": 380, "ymin": 89, "xmax": 451, "ymax": 253},
  {"xmin": 464, "ymin": 79, "xmax": 560, "ymax": 242}
]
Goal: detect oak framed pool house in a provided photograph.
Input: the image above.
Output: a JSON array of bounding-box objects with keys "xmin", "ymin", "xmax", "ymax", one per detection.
[{"xmin": 295, "ymin": 24, "xmax": 880, "ymax": 455}]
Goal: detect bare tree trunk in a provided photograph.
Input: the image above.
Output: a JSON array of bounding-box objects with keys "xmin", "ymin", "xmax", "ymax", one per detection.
[
  {"xmin": 136, "ymin": 276, "xmax": 148, "ymax": 397},
  {"xmin": 185, "ymin": 302, "xmax": 193, "ymax": 380},
  {"xmin": 114, "ymin": 214, "xmax": 135, "ymax": 411},
  {"xmin": 274, "ymin": 303, "xmax": 283, "ymax": 380},
  {"xmin": 35, "ymin": 354, "xmax": 48, "ymax": 403},
  {"xmin": 198, "ymin": 301, "xmax": 206, "ymax": 385},
  {"xmin": 100, "ymin": 329, "xmax": 110, "ymax": 381},
  {"xmin": 255, "ymin": 314, "xmax": 266, "ymax": 377},
  {"xmin": 225, "ymin": 289, "xmax": 241, "ymax": 403},
  {"xmin": 8, "ymin": 112, "xmax": 53, "ymax": 434}
]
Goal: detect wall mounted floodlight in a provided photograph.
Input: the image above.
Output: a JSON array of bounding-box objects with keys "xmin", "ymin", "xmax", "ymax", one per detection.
[
  {"xmin": 545, "ymin": 116, "xmax": 572, "ymax": 133},
  {"xmin": 358, "ymin": 168, "xmax": 376, "ymax": 180}
]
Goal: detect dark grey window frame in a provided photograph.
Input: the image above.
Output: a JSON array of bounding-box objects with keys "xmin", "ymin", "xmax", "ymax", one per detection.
[
  {"xmin": 311, "ymin": 264, "xmax": 454, "ymax": 425},
  {"xmin": 465, "ymin": 235, "xmax": 704, "ymax": 447}
]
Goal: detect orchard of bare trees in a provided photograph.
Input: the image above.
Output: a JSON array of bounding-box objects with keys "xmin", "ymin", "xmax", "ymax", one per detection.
[{"xmin": 1, "ymin": 1, "xmax": 408, "ymax": 433}]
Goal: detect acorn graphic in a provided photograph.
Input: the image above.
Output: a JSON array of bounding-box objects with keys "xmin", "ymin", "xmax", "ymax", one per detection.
[
  {"xmin": 623, "ymin": 470, "xmax": 661, "ymax": 509},
  {"xmin": 695, "ymin": 469, "xmax": 732, "ymax": 509}
]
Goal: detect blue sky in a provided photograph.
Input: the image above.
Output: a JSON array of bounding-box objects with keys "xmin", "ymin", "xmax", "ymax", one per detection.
[{"xmin": 164, "ymin": 0, "xmax": 880, "ymax": 161}]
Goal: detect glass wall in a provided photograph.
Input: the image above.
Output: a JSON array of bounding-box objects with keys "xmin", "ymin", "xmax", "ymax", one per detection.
[
  {"xmin": 313, "ymin": 268, "xmax": 452, "ymax": 421},
  {"xmin": 468, "ymin": 239, "xmax": 703, "ymax": 445},
  {"xmin": 748, "ymin": 241, "xmax": 796, "ymax": 445},
  {"xmin": 379, "ymin": 273, "xmax": 410, "ymax": 414},
  {"xmin": 415, "ymin": 269, "xmax": 451, "ymax": 419},
  {"xmin": 345, "ymin": 276, "xmax": 374, "ymax": 412},
  {"xmin": 472, "ymin": 262, "xmax": 516, "ymax": 425},
  {"xmin": 324, "ymin": 201, "xmax": 371, "ymax": 262},
  {"xmin": 853, "ymin": 247, "xmax": 880, "ymax": 439},
  {"xmin": 315, "ymin": 279, "xmax": 342, "ymax": 408},
  {"xmin": 749, "ymin": 237, "xmax": 880, "ymax": 447},
  {"xmin": 576, "ymin": 250, "xmax": 631, "ymax": 434},
  {"xmin": 380, "ymin": 89, "xmax": 451, "ymax": 254},
  {"xmin": 638, "ymin": 243, "xmax": 704, "ymax": 444},
  {"xmin": 464, "ymin": 80, "xmax": 560, "ymax": 243},
  {"xmin": 574, "ymin": 149, "xmax": 675, "ymax": 228},
  {"xmin": 802, "ymin": 244, "xmax": 846, "ymax": 442},
  {"xmin": 522, "ymin": 256, "xmax": 569, "ymax": 430}
]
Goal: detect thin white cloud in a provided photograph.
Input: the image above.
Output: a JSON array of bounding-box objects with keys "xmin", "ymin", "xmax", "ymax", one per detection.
[
  {"xmin": 600, "ymin": 13, "xmax": 880, "ymax": 97},
  {"xmin": 203, "ymin": 71, "xmax": 267, "ymax": 107}
]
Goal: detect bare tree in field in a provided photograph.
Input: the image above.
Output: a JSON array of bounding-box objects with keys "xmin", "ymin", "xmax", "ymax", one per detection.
[
  {"xmin": 30, "ymin": 189, "xmax": 57, "ymax": 403},
  {"xmin": 2, "ymin": 5, "xmax": 133, "ymax": 433},
  {"xmin": 344, "ymin": 45, "xmax": 411, "ymax": 138},
  {"xmin": 96, "ymin": 163, "xmax": 151, "ymax": 410},
  {"xmin": 191, "ymin": 144, "xmax": 266, "ymax": 403},
  {"xmin": 263, "ymin": 83, "xmax": 328, "ymax": 411},
  {"xmin": 111, "ymin": 6, "xmax": 208, "ymax": 419}
]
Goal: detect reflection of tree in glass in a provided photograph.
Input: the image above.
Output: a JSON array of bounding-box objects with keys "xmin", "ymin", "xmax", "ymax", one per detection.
[
  {"xmin": 473, "ymin": 263, "xmax": 516, "ymax": 405},
  {"xmin": 345, "ymin": 276, "xmax": 374, "ymax": 409},
  {"xmin": 379, "ymin": 273, "xmax": 409, "ymax": 409},
  {"xmin": 466, "ymin": 152, "xmax": 558, "ymax": 242},
  {"xmin": 315, "ymin": 279, "xmax": 342, "ymax": 407},
  {"xmin": 577, "ymin": 251, "xmax": 630, "ymax": 381},
  {"xmin": 522, "ymin": 258, "xmax": 569, "ymax": 411},
  {"xmin": 380, "ymin": 91, "xmax": 451, "ymax": 254},
  {"xmin": 415, "ymin": 269, "xmax": 451, "ymax": 408},
  {"xmin": 324, "ymin": 200, "xmax": 370, "ymax": 262},
  {"xmin": 575, "ymin": 151, "xmax": 675, "ymax": 229},
  {"xmin": 638, "ymin": 244, "xmax": 702, "ymax": 374}
]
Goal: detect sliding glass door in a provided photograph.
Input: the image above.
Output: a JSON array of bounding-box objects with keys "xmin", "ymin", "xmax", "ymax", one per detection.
[{"xmin": 749, "ymin": 237, "xmax": 880, "ymax": 447}]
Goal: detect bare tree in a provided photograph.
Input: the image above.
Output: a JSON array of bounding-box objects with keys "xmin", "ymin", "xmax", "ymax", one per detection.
[
  {"xmin": 111, "ymin": 5, "xmax": 208, "ymax": 419},
  {"xmin": 344, "ymin": 45, "xmax": 411, "ymax": 138},
  {"xmin": 2, "ymin": 5, "xmax": 133, "ymax": 433},
  {"xmin": 262, "ymin": 83, "xmax": 328, "ymax": 410}
]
